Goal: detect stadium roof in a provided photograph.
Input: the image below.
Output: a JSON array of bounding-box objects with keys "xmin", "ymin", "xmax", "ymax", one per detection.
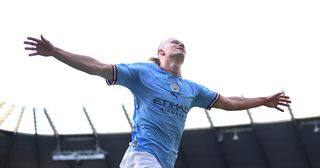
[{"xmin": 1, "ymin": 116, "xmax": 320, "ymax": 168}]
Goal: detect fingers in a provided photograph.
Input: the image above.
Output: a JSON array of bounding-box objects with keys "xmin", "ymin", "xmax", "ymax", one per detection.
[
  {"xmin": 266, "ymin": 92, "xmax": 291, "ymax": 112},
  {"xmin": 25, "ymin": 47, "xmax": 36, "ymax": 50},
  {"xmin": 27, "ymin": 37, "xmax": 42, "ymax": 43},
  {"xmin": 279, "ymin": 95, "xmax": 290, "ymax": 99},
  {"xmin": 24, "ymin": 35, "xmax": 53, "ymax": 57},
  {"xmin": 25, "ymin": 35, "xmax": 51, "ymax": 46},
  {"xmin": 24, "ymin": 36, "xmax": 41, "ymax": 56},
  {"xmin": 24, "ymin": 41, "xmax": 37, "ymax": 46},
  {"xmin": 279, "ymin": 98, "xmax": 291, "ymax": 103},
  {"xmin": 276, "ymin": 107, "xmax": 284, "ymax": 112},
  {"xmin": 279, "ymin": 95, "xmax": 291, "ymax": 106},
  {"xmin": 41, "ymin": 34, "xmax": 48, "ymax": 43},
  {"xmin": 275, "ymin": 92, "xmax": 284, "ymax": 96},
  {"xmin": 29, "ymin": 52, "xmax": 39, "ymax": 56},
  {"xmin": 40, "ymin": 35, "xmax": 52, "ymax": 46},
  {"xmin": 278, "ymin": 102, "xmax": 289, "ymax": 107},
  {"xmin": 275, "ymin": 95, "xmax": 291, "ymax": 112}
]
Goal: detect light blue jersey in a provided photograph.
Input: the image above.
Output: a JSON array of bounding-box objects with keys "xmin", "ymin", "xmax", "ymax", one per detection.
[{"xmin": 107, "ymin": 62, "xmax": 219, "ymax": 168}]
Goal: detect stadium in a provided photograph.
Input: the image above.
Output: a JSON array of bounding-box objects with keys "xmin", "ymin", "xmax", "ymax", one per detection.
[{"xmin": 1, "ymin": 0, "xmax": 319, "ymax": 167}]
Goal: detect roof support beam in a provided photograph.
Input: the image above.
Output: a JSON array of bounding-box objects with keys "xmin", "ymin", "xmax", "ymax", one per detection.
[
  {"xmin": 121, "ymin": 104, "xmax": 133, "ymax": 130},
  {"xmin": 246, "ymin": 109, "xmax": 272, "ymax": 168},
  {"xmin": 287, "ymin": 104, "xmax": 313, "ymax": 168},
  {"xmin": 82, "ymin": 107, "xmax": 101, "ymax": 151},
  {"xmin": 4, "ymin": 106, "xmax": 22, "ymax": 168},
  {"xmin": 43, "ymin": 108, "xmax": 61, "ymax": 151},
  {"xmin": 205, "ymin": 110, "xmax": 230, "ymax": 168},
  {"xmin": 33, "ymin": 108, "xmax": 41, "ymax": 168},
  {"xmin": 0, "ymin": 105, "xmax": 14, "ymax": 127}
]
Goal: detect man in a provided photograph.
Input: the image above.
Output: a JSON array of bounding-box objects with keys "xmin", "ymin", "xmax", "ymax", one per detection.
[{"xmin": 24, "ymin": 35, "xmax": 291, "ymax": 168}]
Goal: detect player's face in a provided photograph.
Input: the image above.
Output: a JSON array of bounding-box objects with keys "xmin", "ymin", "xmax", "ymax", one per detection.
[{"xmin": 162, "ymin": 38, "xmax": 186, "ymax": 57}]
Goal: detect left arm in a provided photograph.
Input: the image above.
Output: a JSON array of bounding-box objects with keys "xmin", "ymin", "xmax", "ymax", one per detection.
[{"xmin": 213, "ymin": 92, "xmax": 291, "ymax": 112}]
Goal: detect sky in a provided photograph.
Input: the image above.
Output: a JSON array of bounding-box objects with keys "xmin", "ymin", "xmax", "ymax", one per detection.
[{"xmin": 0, "ymin": 0, "xmax": 319, "ymax": 135}]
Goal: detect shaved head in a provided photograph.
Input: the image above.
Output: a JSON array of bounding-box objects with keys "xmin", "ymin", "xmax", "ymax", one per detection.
[{"xmin": 158, "ymin": 38, "xmax": 177, "ymax": 50}]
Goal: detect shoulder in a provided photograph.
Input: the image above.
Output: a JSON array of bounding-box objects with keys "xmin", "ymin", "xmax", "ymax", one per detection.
[
  {"xmin": 117, "ymin": 62, "xmax": 156, "ymax": 68},
  {"xmin": 115, "ymin": 62, "xmax": 157, "ymax": 71},
  {"xmin": 181, "ymin": 78, "xmax": 214, "ymax": 94},
  {"xmin": 182, "ymin": 79, "xmax": 202, "ymax": 89}
]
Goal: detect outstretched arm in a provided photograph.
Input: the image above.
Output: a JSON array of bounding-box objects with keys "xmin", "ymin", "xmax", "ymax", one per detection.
[
  {"xmin": 24, "ymin": 35, "xmax": 113, "ymax": 80},
  {"xmin": 213, "ymin": 92, "xmax": 291, "ymax": 112}
]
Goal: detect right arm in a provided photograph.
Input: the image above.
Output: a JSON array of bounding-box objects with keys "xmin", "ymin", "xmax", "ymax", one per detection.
[
  {"xmin": 24, "ymin": 35, "xmax": 113, "ymax": 80},
  {"xmin": 213, "ymin": 92, "xmax": 291, "ymax": 112}
]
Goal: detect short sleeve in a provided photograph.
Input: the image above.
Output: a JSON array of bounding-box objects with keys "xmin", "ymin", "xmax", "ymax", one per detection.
[
  {"xmin": 191, "ymin": 84, "xmax": 220, "ymax": 110},
  {"xmin": 106, "ymin": 63, "xmax": 140, "ymax": 91}
]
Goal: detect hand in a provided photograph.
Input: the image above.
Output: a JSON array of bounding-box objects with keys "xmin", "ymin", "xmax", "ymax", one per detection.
[
  {"xmin": 24, "ymin": 35, "xmax": 56, "ymax": 56},
  {"xmin": 265, "ymin": 92, "xmax": 291, "ymax": 112}
]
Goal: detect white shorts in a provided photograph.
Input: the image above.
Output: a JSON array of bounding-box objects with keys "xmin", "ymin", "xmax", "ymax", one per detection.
[{"xmin": 119, "ymin": 151, "xmax": 162, "ymax": 168}]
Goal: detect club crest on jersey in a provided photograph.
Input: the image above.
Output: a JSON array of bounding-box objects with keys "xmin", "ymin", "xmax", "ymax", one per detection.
[{"xmin": 170, "ymin": 83, "xmax": 180, "ymax": 92}]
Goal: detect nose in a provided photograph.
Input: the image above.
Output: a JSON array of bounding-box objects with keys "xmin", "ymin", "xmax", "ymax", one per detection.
[{"xmin": 179, "ymin": 43, "xmax": 185, "ymax": 49}]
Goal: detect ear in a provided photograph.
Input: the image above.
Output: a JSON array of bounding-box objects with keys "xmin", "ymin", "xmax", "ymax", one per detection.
[{"xmin": 158, "ymin": 49, "xmax": 165, "ymax": 56}]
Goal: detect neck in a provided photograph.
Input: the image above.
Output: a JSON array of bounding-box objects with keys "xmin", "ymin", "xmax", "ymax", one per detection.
[{"xmin": 160, "ymin": 62, "xmax": 182, "ymax": 76}]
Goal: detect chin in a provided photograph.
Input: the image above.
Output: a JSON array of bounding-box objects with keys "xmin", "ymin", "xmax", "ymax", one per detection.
[
  {"xmin": 172, "ymin": 53, "xmax": 185, "ymax": 63},
  {"xmin": 174, "ymin": 51, "xmax": 186, "ymax": 57}
]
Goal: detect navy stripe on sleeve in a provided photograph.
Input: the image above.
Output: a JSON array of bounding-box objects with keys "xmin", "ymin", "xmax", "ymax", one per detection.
[
  {"xmin": 207, "ymin": 93, "xmax": 220, "ymax": 110},
  {"xmin": 106, "ymin": 64, "xmax": 117, "ymax": 85}
]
